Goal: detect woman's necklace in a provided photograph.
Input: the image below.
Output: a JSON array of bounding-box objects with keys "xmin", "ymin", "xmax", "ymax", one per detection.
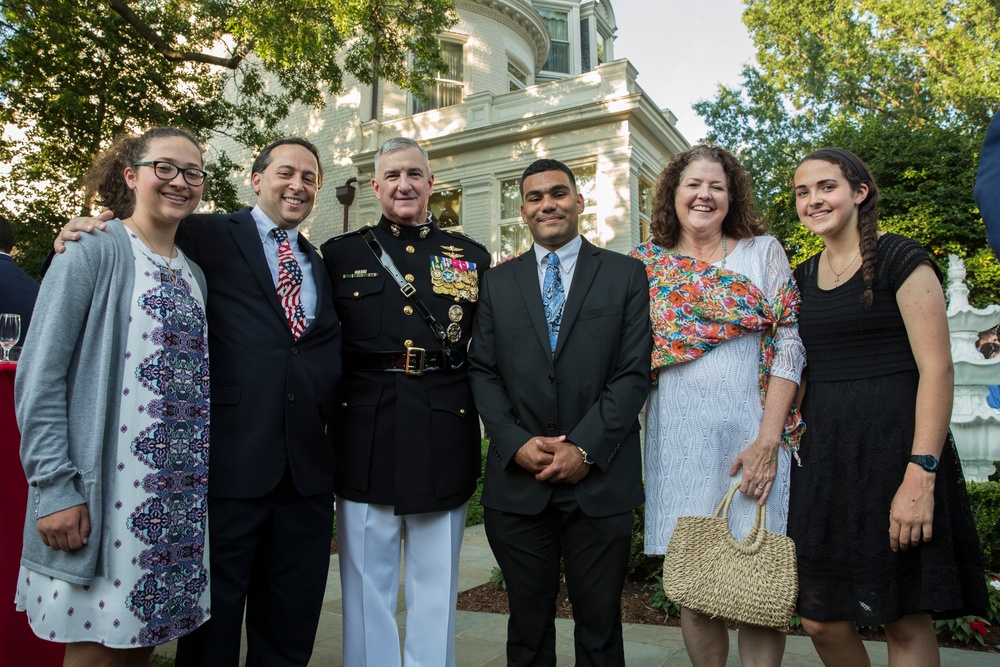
[
  {"xmin": 127, "ymin": 219, "xmax": 178, "ymax": 283},
  {"xmin": 679, "ymin": 234, "xmax": 727, "ymax": 268},
  {"xmin": 826, "ymin": 247, "xmax": 860, "ymax": 284}
]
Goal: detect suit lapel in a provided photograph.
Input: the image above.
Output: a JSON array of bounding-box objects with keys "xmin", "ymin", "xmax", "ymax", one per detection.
[
  {"xmin": 298, "ymin": 236, "xmax": 327, "ymax": 339},
  {"xmin": 513, "ymin": 251, "xmax": 551, "ymax": 358},
  {"xmin": 553, "ymin": 238, "xmax": 599, "ymax": 360},
  {"xmin": 228, "ymin": 209, "xmax": 287, "ymax": 326}
]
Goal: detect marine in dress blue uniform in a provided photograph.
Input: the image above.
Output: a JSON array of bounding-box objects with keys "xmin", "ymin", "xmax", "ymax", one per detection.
[{"xmin": 320, "ymin": 137, "xmax": 490, "ymax": 666}]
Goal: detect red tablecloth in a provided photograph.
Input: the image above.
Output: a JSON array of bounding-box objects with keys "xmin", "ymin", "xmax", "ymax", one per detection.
[{"xmin": 1, "ymin": 363, "xmax": 64, "ymax": 665}]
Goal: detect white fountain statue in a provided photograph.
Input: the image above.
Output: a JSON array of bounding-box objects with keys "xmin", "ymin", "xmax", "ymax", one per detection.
[{"xmin": 946, "ymin": 254, "xmax": 1000, "ymax": 481}]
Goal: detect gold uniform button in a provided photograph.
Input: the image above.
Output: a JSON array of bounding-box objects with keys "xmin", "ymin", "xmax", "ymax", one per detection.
[
  {"xmin": 405, "ymin": 274, "xmax": 414, "ymax": 283},
  {"xmin": 404, "ymin": 339, "xmax": 414, "ymax": 347},
  {"xmin": 405, "ymin": 245, "xmax": 415, "ymax": 253},
  {"xmin": 403, "ymin": 305, "xmax": 414, "ymax": 315},
  {"xmin": 459, "ymin": 408, "xmax": 466, "ymax": 415},
  {"xmin": 353, "ymin": 291, "xmax": 360, "ymax": 297},
  {"xmin": 341, "ymin": 402, "xmax": 348, "ymax": 408}
]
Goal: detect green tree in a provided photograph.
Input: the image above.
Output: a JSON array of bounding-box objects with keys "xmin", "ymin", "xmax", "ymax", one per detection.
[
  {"xmin": 0, "ymin": 0, "xmax": 456, "ymax": 274},
  {"xmin": 696, "ymin": 0, "xmax": 1000, "ymax": 306}
]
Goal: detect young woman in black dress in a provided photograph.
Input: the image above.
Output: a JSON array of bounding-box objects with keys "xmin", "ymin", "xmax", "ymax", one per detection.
[{"xmin": 787, "ymin": 148, "xmax": 987, "ymax": 666}]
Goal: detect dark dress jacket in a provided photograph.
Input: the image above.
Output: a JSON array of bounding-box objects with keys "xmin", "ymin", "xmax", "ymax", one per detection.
[
  {"xmin": 0, "ymin": 254, "xmax": 40, "ymax": 346},
  {"xmin": 177, "ymin": 209, "xmax": 342, "ymax": 499},
  {"xmin": 468, "ymin": 239, "xmax": 651, "ymax": 517},
  {"xmin": 320, "ymin": 216, "xmax": 490, "ymax": 514},
  {"xmin": 976, "ymin": 110, "xmax": 1000, "ymax": 259}
]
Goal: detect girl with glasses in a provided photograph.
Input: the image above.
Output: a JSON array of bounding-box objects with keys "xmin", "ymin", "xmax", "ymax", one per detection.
[{"xmin": 14, "ymin": 127, "xmax": 211, "ymax": 666}]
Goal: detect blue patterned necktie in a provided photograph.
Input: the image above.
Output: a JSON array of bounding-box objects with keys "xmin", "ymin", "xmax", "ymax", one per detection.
[{"xmin": 542, "ymin": 252, "xmax": 565, "ymax": 358}]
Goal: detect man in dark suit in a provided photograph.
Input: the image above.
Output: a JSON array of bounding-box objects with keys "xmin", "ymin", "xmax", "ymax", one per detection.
[
  {"xmin": 0, "ymin": 215, "xmax": 40, "ymax": 346},
  {"xmin": 57, "ymin": 138, "xmax": 342, "ymax": 666},
  {"xmin": 320, "ymin": 137, "xmax": 490, "ymax": 666},
  {"xmin": 468, "ymin": 159, "xmax": 651, "ymax": 666},
  {"xmin": 975, "ymin": 110, "xmax": 1000, "ymax": 259}
]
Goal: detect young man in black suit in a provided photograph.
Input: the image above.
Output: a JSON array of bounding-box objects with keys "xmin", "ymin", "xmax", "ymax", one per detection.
[{"xmin": 468, "ymin": 159, "xmax": 652, "ymax": 666}]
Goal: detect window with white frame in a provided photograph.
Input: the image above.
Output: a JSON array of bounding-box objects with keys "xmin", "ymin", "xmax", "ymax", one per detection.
[
  {"xmin": 638, "ymin": 177, "xmax": 654, "ymax": 242},
  {"xmin": 575, "ymin": 164, "xmax": 601, "ymax": 245},
  {"xmin": 413, "ymin": 41, "xmax": 465, "ymax": 114},
  {"xmin": 538, "ymin": 8, "xmax": 570, "ymax": 74},
  {"xmin": 499, "ymin": 178, "xmax": 530, "ymax": 257},
  {"xmin": 430, "ymin": 188, "xmax": 462, "ymax": 230},
  {"xmin": 508, "ymin": 60, "xmax": 528, "ymax": 92}
]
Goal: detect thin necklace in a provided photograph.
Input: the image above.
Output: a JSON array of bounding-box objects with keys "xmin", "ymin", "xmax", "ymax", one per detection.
[
  {"xmin": 127, "ymin": 219, "xmax": 178, "ymax": 282},
  {"xmin": 826, "ymin": 247, "xmax": 860, "ymax": 284},
  {"xmin": 679, "ymin": 234, "xmax": 726, "ymax": 267}
]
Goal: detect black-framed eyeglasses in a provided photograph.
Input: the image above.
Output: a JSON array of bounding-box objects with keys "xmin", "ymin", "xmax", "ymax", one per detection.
[{"xmin": 134, "ymin": 161, "xmax": 208, "ymax": 187}]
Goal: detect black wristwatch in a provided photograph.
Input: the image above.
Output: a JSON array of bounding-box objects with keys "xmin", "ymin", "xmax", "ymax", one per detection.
[{"xmin": 908, "ymin": 454, "xmax": 939, "ymax": 473}]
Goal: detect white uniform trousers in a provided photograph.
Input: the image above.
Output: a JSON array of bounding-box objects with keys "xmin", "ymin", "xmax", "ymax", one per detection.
[{"xmin": 338, "ymin": 498, "xmax": 468, "ymax": 667}]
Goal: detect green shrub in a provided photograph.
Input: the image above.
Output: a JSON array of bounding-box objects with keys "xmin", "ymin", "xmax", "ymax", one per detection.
[
  {"xmin": 489, "ymin": 566, "xmax": 507, "ymax": 590},
  {"xmin": 968, "ymin": 480, "xmax": 1000, "ymax": 571},
  {"xmin": 648, "ymin": 573, "xmax": 681, "ymax": 619},
  {"xmin": 465, "ymin": 439, "xmax": 489, "ymax": 527},
  {"xmin": 933, "ymin": 616, "xmax": 989, "ymax": 646}
]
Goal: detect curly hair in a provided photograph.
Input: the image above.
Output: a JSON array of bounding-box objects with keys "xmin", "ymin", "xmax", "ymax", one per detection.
[
  {"xmin": 649, "ymin": 144, "xmax": 765, "ymax": 248},
  {"xmin": 86, "ymin": 127, "xmax": 202, "ymax": 219},
  {"xmin": 797, "ymin": 148, "xmax": 880, "ymax": 308}
]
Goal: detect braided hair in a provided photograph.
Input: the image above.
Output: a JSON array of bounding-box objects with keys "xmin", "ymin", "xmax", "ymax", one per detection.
[
  {"xmin": 86, "ymin": 127, "xmax": 201, "ymax": 219},
  {"xmin": 799, "ymin": 148, "xmax": 880, "ymax": 308}
]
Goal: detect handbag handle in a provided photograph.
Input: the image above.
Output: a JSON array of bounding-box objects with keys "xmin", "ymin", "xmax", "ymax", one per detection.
[{"xmin": 711, "ymin": 483, "xmax": 769, "ymax": 555}]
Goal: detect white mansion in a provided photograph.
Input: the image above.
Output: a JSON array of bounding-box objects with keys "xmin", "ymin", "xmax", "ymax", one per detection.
[{"xmin": 209, "ymin": 0, "xmax": 689, "ymax": 258}]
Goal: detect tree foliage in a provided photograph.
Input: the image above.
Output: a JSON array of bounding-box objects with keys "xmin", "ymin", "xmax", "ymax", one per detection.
[
  {"xmin": 696, "ymin": 0, "xmax": 1000, "ymax": 306},
  {"xmin": 0, "ymin": 0, "xmax": 456, "ymax": 274}
]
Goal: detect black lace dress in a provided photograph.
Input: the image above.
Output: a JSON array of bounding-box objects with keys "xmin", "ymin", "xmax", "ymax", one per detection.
[{"xmin": 788, "ymin": 233, "xmax": 987, "ymax": 625}]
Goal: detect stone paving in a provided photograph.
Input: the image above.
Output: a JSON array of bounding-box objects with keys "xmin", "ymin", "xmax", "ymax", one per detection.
[{"xmin": 155, "ymin": 523, "xmax": 999, "ymax": 666}]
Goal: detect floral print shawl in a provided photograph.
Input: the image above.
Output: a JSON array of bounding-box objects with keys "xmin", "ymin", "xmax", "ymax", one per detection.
[{"xmin": 630, "ymin": 240, "xmax": 805, "ymax": 460}]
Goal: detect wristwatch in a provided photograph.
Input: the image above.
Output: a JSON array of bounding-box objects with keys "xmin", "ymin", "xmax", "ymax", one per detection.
[
  {"xmin": 577, "ymin": 446, "xmax": 595, "ymax": 465},
  {"xmin": 908, "ymin": 454, "xmax": 939, "ymax": 473}
]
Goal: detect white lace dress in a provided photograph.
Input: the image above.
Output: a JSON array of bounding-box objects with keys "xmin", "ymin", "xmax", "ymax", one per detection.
[{"xmin": 643, "ymin": 236, "xmax": 806, "ymax": 554}]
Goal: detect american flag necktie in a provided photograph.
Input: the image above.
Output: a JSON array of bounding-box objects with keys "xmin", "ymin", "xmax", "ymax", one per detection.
[{"xmin": 272, "ymin": 227, "xmax": 307, "ymax": 339}]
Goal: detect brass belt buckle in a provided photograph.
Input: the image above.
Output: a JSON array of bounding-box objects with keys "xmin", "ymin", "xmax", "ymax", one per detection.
[{"xmin": 404, "ymin": 347, "xmax": 426, "ymax": 376}]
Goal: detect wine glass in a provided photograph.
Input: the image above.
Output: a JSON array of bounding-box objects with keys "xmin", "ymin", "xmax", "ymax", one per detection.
[{"xmin": 0, "ymin": 313, "xmax": 21, "ymax": 363}]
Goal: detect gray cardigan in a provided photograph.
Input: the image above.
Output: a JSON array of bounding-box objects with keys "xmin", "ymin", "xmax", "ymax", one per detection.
[{"xmin": 15, "ymin": 220, "xmax": 208, "ymax": 584}]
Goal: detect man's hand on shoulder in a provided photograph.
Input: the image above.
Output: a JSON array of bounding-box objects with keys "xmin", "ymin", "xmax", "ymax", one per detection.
[
  {"xmin": 513, "ymin": 436, "xmax": 562, "ymax": 474},
  {"xmin": 534, "ymin": 439, "xmax": 590, "ymax": 485},
  {"xmin": 54, "ymin": 210, "xmax": 114, "ymax": 253}
]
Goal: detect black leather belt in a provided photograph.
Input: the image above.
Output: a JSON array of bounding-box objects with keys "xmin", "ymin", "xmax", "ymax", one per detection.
[{"xmin": 345, "ymin": 348, "xmax": 467, "ymax": 376}]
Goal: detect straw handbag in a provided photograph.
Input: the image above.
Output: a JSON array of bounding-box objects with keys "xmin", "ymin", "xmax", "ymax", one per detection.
[{"xmin": 662, "ymin": 483, "xmax": 798, "ymax": 630}]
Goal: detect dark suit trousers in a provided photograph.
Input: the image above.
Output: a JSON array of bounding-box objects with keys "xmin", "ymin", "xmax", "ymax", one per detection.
[
  {"xmin": 485, "ymin": 486, "xmax": 632, "ymax": 667},
  {"xmin": 174, "ymin": 472, "xmax": 334, "ymax": 667}
]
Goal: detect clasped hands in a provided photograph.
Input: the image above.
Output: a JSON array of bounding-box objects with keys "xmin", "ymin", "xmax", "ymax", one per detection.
[{"xmin": 514, "ymin": 435, "xmax": 590, "ymax": 485}]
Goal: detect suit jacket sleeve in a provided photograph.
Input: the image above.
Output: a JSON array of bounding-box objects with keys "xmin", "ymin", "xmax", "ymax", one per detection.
[
  {"xmin": 467, "ymin": 267, "xmax": 536, "ymax": 468},
  {"xmin": 975, "ymin": 110, "xmax": 1000, "ymax": 259},
  {"xmin": 563, "ymin": 257, "xmax": 651, "ymax": 471}
]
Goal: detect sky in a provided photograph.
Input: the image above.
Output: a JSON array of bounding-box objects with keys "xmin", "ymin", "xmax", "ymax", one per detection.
[{"xmin": 612, "ymin": 0, "xmax": 756, "ymax": 144}]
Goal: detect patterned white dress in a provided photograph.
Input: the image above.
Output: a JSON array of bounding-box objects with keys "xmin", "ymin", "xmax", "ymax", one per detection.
[
  {"xmin": 15, "ymin": 234, "xmax": 210, "ymax": 647},
  {"xmin": 642, "ymin": 236, "xmax": 805, "ymax": 554}
]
